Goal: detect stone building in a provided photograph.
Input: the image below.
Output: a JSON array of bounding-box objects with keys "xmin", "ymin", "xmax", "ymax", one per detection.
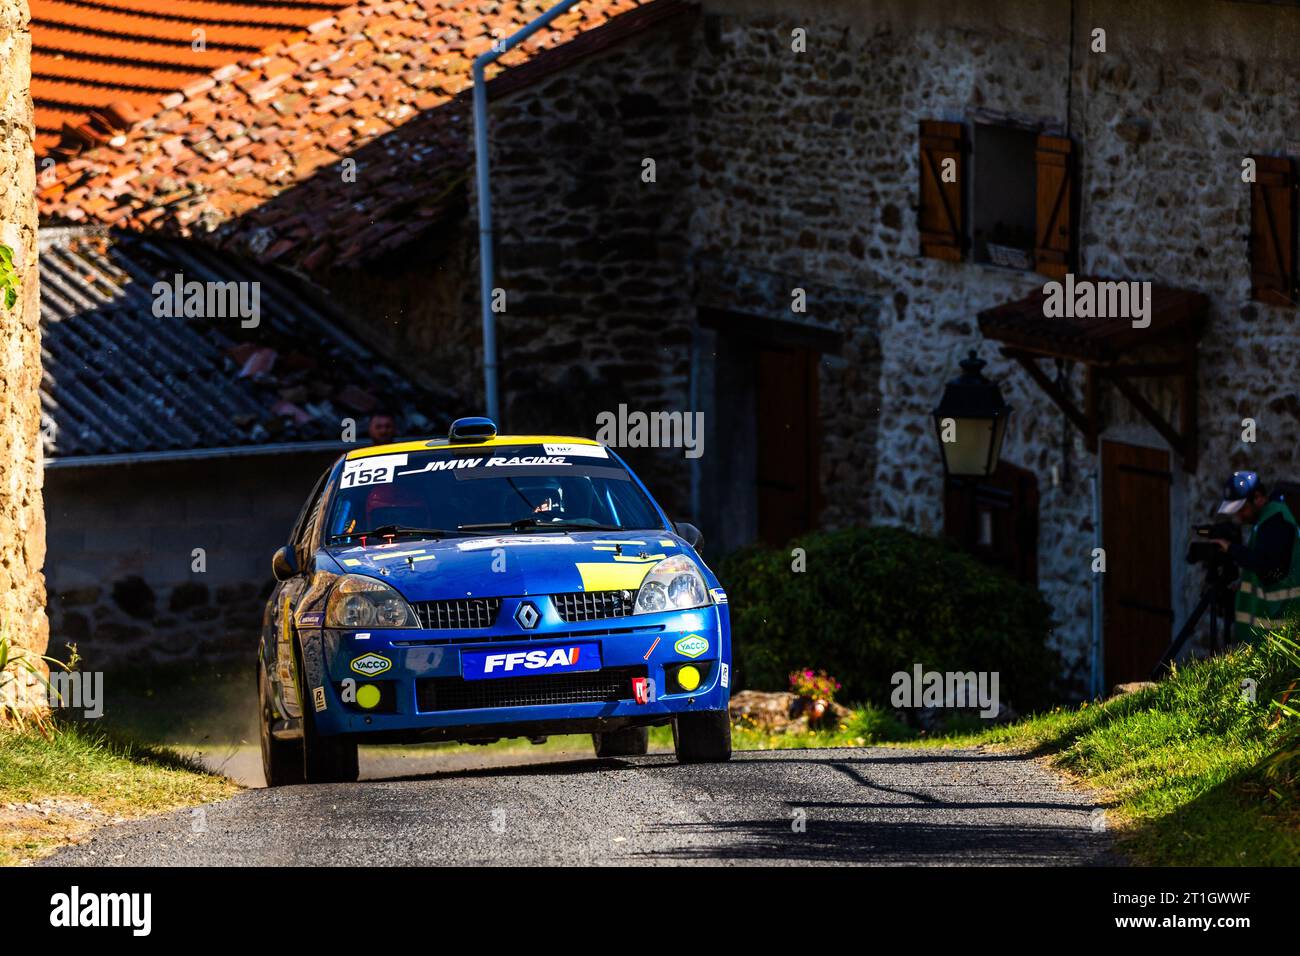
[
  {"xmin": 35, "ymin": 0, "xmax": 1300, "ymax": 692},
  {"xmin": 0, "ymin": 0, "xmax": 47, "ymax": 664},
  {"xmin": 473, "ymin": 0, "xmax": 1300, "ymax": 692}
]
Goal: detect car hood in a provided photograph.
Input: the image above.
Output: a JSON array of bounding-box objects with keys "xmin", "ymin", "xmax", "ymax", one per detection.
[{"xmin": 325, "ymin": 529, "xmax": 688, "ymax": 602}]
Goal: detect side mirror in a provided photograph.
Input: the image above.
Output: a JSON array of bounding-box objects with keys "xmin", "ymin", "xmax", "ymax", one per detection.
[
  {"xmin": 674, "ymin": 522, "xmax": 703, "ymax": 549},
  {"xmin": 271, "ymin": 545, "xmax": 299, "ymax": 582}
]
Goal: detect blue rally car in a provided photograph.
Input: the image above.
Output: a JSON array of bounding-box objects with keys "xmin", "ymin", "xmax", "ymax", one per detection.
[{"xmin": 257, "ymin": 417, "xmax": 732, "ymax": 784}]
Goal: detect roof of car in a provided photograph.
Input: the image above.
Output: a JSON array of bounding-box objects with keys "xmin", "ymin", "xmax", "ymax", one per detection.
[{"xmin": 345, "ymin": 435, "xmax": 604, "ymax": 461}]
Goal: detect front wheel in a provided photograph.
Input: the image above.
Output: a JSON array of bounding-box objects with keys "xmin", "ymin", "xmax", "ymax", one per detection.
[
  {"xmin": 593, "ymin": 726, "xmax": 649, "ymax": 758},
  {"xmin": 259, "ymin": 656, "xmax": 304, "ymax": 787},
  {"xmin": 672, "ymin": 710, "xmax": 732, "ymax": 764},
  {"xmin": 295, "ymin": 643, "xmax": 359, "ymax": 784}
]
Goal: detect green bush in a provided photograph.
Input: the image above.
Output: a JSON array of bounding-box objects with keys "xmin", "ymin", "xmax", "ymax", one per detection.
[{"xmin": 717, "ymin": 526, "xmax": 1060, "ymax": 713}]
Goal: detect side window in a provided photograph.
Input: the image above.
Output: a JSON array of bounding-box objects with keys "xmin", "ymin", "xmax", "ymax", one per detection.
[{"xmin": 289, "ymin": 466, "xmax": 332, "ymax": 564}]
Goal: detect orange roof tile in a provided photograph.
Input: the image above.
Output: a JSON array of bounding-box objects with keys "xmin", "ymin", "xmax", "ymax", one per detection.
[
  {"xmin": 31, "ymin": 0, "xmax": 354, "ymax": 154},
  {"xmin": 38, "ymin": 0, "xmax": 679, "ymax": 274}
]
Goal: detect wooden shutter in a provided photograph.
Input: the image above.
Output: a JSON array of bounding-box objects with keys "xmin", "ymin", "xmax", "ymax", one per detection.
[
  {"xmin": 918, "ymin": 121, "xmax": 966, "ymax": 261},
  {"xmin": 1034, "ymin": 134, "xmax": 1075, "ymax": 280},
  {"xmin": 1249, "ymin": 155, "xmax": 1297, "ymax": 306}
]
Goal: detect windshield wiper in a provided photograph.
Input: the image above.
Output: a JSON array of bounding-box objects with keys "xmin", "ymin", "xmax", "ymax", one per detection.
[
  {"xmin": 330, "ymin": 525, "xmax": 469, "ymax": 543},
  {"xmin": 457, "ymin": 518, "xmax": 626, "ymax": 533}
]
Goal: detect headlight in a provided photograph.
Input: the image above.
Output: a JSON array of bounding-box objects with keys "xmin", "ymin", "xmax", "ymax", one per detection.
[
  {"xmin": 325, "ymin": 574, "xmax": 418, "ymax": 628},
  {"xmin": 634, "ymin": 555, "xmax": 710, "ymax": 614}
]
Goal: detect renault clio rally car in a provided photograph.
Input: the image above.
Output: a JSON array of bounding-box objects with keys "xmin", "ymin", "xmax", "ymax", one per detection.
[{"xmin": 257, "ymin": 417, "xmax": 732, "ymax": 785}]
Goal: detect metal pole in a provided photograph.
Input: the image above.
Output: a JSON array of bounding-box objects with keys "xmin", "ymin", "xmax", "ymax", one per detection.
[
  {"xmin": 1090, "ymin": 471, "xmax": 1103, "ymax": 699},
  {"xmin": 472, "ymin": 0, "xmax": 584, "ymax": 424}
]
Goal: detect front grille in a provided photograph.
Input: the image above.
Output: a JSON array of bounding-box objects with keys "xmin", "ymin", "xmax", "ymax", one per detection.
[
  {"xmin": 416, "ymin": 666, "xmax": 646, "ymax": 712},
  {"xmin": 413, "ymin": 598, "xmax": 502, "ymax": 630},
  {"xmin": 551, "ymin": 590, "xmax": 634, "ymax": 622}
]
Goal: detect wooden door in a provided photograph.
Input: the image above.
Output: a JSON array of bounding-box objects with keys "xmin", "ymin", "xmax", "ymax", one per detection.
[
  {"xmin": 755, "ymin": 346, "xmax": 819, "ymax": 546},
  {"xmin": 1102, "ymin": 441, "xmax": 1173, "ymax": 685}
]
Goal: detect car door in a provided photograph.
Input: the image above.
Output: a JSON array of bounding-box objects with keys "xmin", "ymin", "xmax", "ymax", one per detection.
[{"xmin": 270, "ymin": 467, "xmax": 332, "ymax": 718}]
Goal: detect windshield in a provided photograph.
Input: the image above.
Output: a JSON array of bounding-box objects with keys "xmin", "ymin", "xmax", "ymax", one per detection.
[{"xmin": 325, "ymin": 443, "xmax": 665, "ymax": 541}]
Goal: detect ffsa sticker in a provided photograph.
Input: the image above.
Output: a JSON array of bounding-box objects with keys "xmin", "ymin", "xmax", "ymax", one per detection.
[{"xmin": 341, "ymin": 454, "xmax": 408, "ymax": 489}]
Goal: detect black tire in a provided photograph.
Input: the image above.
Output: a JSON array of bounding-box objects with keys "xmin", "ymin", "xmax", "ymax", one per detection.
[
  {"xmin": 295, "ymin": 642, "xmax": 359, "ymax": 784},
  {"xmin": 672, "ymin": 710, "xmax": 732, "ymax": 764},
  {"xmin": 258, "ymin": 656, "xmax": 304, "ymax": 788},
  {"xmin": 592, "ymin": 726, "xmax": 649, "ymax": 758}
]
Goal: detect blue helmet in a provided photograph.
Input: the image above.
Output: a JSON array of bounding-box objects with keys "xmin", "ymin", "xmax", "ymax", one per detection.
[{"xmin": 1218, "ymin": 470, "xmax": 1260, "ymax": 515}]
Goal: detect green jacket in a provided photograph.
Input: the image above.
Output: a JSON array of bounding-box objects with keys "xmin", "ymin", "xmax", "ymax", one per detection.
[{"xmin": 1234, "ymin": 500, "xmax": 1300, "ymax": 643}]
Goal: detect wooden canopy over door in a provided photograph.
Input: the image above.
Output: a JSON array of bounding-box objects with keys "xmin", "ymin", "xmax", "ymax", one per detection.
[
  {"xmin": 1102, "ymin": 440, "xmax": 1173, "ymax": 686},
  {"xmin": 978, "ymin": 283, "xmax": 1210, "ymax": 472}
]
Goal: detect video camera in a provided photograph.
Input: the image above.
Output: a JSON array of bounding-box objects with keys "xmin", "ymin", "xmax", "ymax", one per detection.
[{"xmin": 1186, "ymin": 521, "xmax": 1240, "ymax": 567}]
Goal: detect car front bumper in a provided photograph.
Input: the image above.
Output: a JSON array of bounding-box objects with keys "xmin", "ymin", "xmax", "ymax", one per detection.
[{"xmin": 303, "ymin": 603, "xmax": 731, "ymax": 741}]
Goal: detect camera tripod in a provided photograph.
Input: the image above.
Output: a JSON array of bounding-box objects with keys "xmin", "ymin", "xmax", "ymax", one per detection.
[{"xmin": 1150, "ymin": 562, "xmax": 1237, "ymax": 679}]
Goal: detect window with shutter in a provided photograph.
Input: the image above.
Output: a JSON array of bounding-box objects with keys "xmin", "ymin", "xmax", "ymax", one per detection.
[
  {"xmin": 918, "ymin": 121, "xmax": 966, "ymax": 262},
  {"xmin": 1249, "ymin": 155, "xmax": 1297, "ymax": 306},
  {"xmin": 1034, "ymin": 134, "xmax": 1076, "ymax": 281},
  {"xmin": 972, "ymin": 123, "xmax": 1038, "ymax": 270}
]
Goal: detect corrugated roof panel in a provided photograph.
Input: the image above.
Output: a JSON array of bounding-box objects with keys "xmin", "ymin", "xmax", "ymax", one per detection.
[{"xmin": 39, "ymin": 227, "xmax": 443, "ymax": 459}]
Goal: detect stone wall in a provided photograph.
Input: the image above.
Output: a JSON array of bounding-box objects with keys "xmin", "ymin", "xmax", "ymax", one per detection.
[
  {"xmin": 483, "ymin": 17, "xmax": 701, "ymax": 518},
  {"xmin": 323, "ymin": 215, "xmax": 482, "ymax": 411},
  {"xmin": 43, "ymin": 451, "xmax": 337, "ymax": 667},
  {"xmin": 0, "ymin": 0, "xmax": 46, "ymax": 661}
]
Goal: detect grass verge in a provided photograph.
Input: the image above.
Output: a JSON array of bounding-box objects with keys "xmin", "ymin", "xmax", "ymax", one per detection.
[
  {"xmin": 0, "ymin": 720, "xmax": 239, "ymax": 865},
  {"xmin": 928, "ymin": 634, "xmax": 1300, "ymax": 865}
]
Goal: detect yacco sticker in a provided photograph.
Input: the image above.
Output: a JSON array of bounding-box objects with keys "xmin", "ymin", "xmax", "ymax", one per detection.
[
  {"xmin": 543, "ymin": 443, "xmax": 608, "ymax": 458},
  {"xmin": 675, "ymin": 634, "xmax": 709, "ymax": 659},
  {"xmin": 341, "ymin": 454, "xmax": 408, "ymax": 489},
  {"xmin": 350, "ymin": 653, "xmax": 392, "ymax": 676},
  {"xmin": 721, "ymin": 663, "xmax": 730, "ymax": 688},
  {"xmin": 312, "ymin": 687, "xmax": 327, "ymax": 712}
]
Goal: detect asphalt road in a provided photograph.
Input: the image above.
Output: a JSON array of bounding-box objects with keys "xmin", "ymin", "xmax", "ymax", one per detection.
[{"xmin": 41, "ymin": 746, "xmax": 1116, "ymax": 866}]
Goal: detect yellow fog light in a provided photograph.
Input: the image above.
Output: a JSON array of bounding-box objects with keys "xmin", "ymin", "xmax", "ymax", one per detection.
[
  {"xmin": 356, "ymin": 683, "xmax": 381, "ymax": 709},
  {"xmin": 676, "ymin": 665, "xmax": 701, "ymax": 692}
]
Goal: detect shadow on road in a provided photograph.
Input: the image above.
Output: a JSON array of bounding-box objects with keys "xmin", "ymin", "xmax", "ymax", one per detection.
[{"xmin": 632, "ymin": 817, "xmax": 1111, "ymax": 865}]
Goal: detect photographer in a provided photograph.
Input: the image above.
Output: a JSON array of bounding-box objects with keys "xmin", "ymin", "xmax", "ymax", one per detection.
[{"xmin": 1212, "ymin": 471, "xmax": 1300, "ymax": 643}]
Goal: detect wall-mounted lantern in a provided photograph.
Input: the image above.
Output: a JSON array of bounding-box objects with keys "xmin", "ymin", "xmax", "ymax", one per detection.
[{"xmin": 932, "ymin": 350, "xmax": 1011, "ymax": 477}]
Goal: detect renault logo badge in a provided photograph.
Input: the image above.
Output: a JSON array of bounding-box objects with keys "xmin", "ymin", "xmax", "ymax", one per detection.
[{"xmin": 514, "ymin": 601, "xmax": 540, "ymax": 629}]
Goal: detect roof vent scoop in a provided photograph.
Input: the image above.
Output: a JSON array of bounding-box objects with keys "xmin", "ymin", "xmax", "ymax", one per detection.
[{"xmin": 448, "ymin": 417, "xmax": 497, "ymax": 443}]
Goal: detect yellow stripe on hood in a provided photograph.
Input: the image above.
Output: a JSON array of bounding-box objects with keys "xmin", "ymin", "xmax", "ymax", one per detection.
[{"xmin": 576, "ymin": 562, "xmax": 657, "ymax": 592}]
